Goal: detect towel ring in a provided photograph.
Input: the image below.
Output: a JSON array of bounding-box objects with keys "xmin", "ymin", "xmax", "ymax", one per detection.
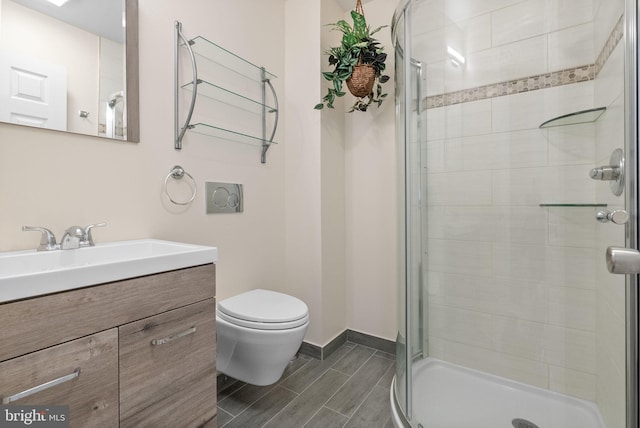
[{"xmin": 164, "ymin": 165, "xmax": 197, "ymax": 205}]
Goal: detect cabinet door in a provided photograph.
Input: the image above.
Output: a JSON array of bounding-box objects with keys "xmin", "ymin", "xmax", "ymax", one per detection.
[
  {"xmin": 0, "ymin": 329, "xmax": 119, "ymax": 428},
  {"xmin": 119, "ymin": 298, "xmax": 217, "ymax": 428}
]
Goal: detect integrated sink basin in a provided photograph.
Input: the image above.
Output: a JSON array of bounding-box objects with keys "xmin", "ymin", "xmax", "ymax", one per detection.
[{"xmin": 0, "ymin": 239, "xmax": 218, "ymax": 303}]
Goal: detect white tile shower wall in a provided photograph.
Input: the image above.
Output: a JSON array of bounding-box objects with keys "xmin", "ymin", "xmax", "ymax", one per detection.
[
  {"xmin": 424, "ymin": 82, "xmax": 601, "ymax": 400},
  {"xmin": 419, "ymin": 1, "xmax": 630, "ymax": 419},
  {"xmin": 594, "ymin": 0, "xmax": 624, "ymax": 54},
  {"xmin": 547, "ymin": 23, "xmax": 595, "ymax": 71},
  {"xmin": 491, "ymin": 0, "xmax": 593, "ymax": 47},
  {"xmin": 448, "ymin": 35, "xmax": 549, "ymax": 93},
  {"xmin": 443, "ymin": 0, "xmax": 523, "ymax": 24},
  {"xmin": 547, "ymin": 124, "xmax": 597, "ymax": 166},
  {"xmin": 418, "ymin": 0, "xmax": 596, "ymax": 95},
  {"xmin": 549, "ymin": 365, "xmax": 597, "ymax": 401}
]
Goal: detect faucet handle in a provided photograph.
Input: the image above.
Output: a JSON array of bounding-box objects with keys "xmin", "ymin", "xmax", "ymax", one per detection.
[
  {"xmin": 83, "ymin": 222, "xmax": 106, "ymax": 246},
  {"xmin": 22, "ymin": 226, "xmax": 59, "ymax": 251}
]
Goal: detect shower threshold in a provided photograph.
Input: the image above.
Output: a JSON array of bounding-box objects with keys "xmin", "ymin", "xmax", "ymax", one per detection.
[{"xmin": 394, "ymin": 358, "xmax": 606, "ymax": 428}]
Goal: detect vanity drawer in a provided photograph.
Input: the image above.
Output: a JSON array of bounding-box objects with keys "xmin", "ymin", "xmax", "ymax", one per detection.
[
  {"xmin": 0, "ymin": 263, "xmax": 215, "ymax": 362},
  {"xmin": 0, "ymin": 329, "xmax": 119, "ymax": 428},
  {"xmin": 119, "ymin": 298, "xmax": 217, "ymax": 428}
]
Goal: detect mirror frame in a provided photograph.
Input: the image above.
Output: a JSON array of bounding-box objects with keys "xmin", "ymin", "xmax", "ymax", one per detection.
[{"xmin": 125, "ymin": 0, "xmax": 139, "ymax": 142}]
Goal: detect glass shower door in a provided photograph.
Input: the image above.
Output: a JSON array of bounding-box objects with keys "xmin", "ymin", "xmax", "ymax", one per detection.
[
  {"xmin": 393, "ymin": 5, "xmax": 425, "ymax": 422},
  {"xmin": 392, "ymin": 0, "xmax": 639, "ymax": 427}
]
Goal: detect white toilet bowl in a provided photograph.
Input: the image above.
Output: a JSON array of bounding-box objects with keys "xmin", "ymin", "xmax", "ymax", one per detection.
[{"xmin": 216, "ymin": 289, "xmax": 309, "ymax": 386}]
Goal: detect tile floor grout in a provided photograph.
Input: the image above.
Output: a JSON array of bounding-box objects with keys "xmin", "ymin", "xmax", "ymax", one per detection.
[
  {"xmin": 303, "ymin": 368, "xmax": 351, "ymax": 425},
  {"xmin": 218, "ymin": 341, "xmax": 395, "ymax": 428}
]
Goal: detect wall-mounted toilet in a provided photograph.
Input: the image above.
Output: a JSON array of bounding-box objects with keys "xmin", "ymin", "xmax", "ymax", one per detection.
[{"xmin": 216, "ymin": 289, "xmax": 309, "ymax": 386}]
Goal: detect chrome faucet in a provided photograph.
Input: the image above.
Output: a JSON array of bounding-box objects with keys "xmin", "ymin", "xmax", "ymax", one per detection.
[
  {"xmin": 60, "ymin": 222, "xmax": 107, "ymax": 249},
  {"xmin": 23, "ymin": 222, "xmax": 106, "ymax": 251},
  {"xmin": 60, "ymin": 226, "xmax": 85, "ymax": 250},
  {"xmin": 22, "ymin": 226, "xmax": 60, "ymax": 251},
  {"xmin": 82, "ymin": 222, "xmax": 106, "ymax": 246}
]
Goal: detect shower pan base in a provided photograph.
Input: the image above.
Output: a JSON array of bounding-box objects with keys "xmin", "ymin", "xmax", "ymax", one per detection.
[{"xmin": 391, "ymin": 358, "xmax": 606, "ymax": 428}]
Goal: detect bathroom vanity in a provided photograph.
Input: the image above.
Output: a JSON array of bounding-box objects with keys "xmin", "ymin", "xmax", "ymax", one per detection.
[{"xmin": 0, "ymin": 242, "xmax": 217, "ymax": 428}]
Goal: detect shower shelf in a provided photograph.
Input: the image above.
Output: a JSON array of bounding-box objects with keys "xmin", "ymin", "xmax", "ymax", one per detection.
[
  {"xmin": 539, "ymin": 203, "xmax": 608, "ymax": 207},
  {"xmin": 539, "ymin": 107, "xmax": 606, "ymax": 128},
  {"xmin": 174, "ymin": 22, "xmax": 279, "ymax": 163}
]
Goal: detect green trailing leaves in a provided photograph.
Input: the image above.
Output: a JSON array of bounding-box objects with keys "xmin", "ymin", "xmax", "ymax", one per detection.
[
  {"xmin": 322, "ymin": 72, "xmax": 335, "ymax": 81},
  {"xmin": 315, "ymin": 8, "xmax": 390, "ymax": 112}
]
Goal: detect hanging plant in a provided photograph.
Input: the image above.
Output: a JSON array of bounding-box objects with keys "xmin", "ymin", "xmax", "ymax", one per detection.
[{"xmin": 314, "ymin": 0, "xmax": 390, "ymax": 112}]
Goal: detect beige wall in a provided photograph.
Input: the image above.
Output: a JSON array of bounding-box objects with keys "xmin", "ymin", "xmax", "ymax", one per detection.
[
  {"xmin": 284, "ymin": 0, "xmax": 398, "ymax": 346},
  {"xmin": 284, "ymin": 0, "xmax": 325, "ymax": 345},
  {"xmin": 1, "ymin": 0, "xmax": 288, "ymax": 312},
  {"xmin": 319, "ymin": 0, "xmax": 348, "ymax": 344},
  {"xmin": 344, "ymin": 0, "xmax": 398, "ymax": 342},
  {"xmin": 1, "ymin": 0, "xmax": 399, "ymax": 348}
]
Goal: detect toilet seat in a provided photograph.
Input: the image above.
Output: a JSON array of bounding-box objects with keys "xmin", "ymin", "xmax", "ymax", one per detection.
[{"xmin": 217, "ymin": 289, "xmax": 309, "ymax": 330}]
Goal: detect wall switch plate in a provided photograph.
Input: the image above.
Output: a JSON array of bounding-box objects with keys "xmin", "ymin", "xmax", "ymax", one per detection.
[{"xmin": 205, "ymin": 182, "xmax": 243, "ymax": 214}]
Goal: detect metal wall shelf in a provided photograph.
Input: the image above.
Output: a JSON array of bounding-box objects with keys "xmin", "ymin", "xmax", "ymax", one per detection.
[{"xmin": 174, "ymin": 22, "xmax": 279, "ymax": 163}]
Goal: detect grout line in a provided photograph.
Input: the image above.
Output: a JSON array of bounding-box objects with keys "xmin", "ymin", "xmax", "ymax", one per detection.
[
  {"xmin": 332, "ymin": 347, "xmax": 376, "ymax": 377},
  {"xmin": 259, "ymin": 389, "xmax": 289, "ymax": 428},
  {"xmin": 277, "ymin": 358, "xmax": 313, "ymax": 386},
  {"xmin": 319, "ymin": 368, "xmax": 356, "ymax": 419},
  {"xmin": 278, "ymin": 384, "xmax": 301, "ymax": 395},
  {"xmin": 218, "ymin": 383, "xmax": 277, "ymax": 420},
  {"xmin": 321, "ymin": 351, "xmax": 378, "ymax": 421},
  {"xmin": 301, "ymin": 407, "xmax": 325, "ymax": 428},
  {"xmin": 342, "ymin": 383, "xmax": 379, "ymax": 425}
]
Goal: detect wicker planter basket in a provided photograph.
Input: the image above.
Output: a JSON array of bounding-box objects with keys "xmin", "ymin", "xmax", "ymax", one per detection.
[{"xmin": 346, "ymin": 64, "xmax": 376, "ymax": 97}]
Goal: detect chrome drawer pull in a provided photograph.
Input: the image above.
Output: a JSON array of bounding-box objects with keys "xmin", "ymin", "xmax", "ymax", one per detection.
[
  {"xmin": 151, "ymin": 326, "xmax": 197, "ymax": 346},
  {"xmin": 2, "ymin": 368, "xmax": 81, "ymax": 404}
]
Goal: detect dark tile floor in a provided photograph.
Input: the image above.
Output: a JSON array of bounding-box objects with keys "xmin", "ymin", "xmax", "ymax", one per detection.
[{"xmin": 217, "ymin": 342, "xmax": 396, "ymax": 428}]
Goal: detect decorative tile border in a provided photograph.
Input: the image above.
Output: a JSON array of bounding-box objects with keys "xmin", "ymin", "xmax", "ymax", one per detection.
[
  {"xmin": 595, "ymin": 14, "xmax": 624, "ymax": 75},
  {"xmin": 425, "ymin": 15, "xmax": 624, "ymax": 110}
]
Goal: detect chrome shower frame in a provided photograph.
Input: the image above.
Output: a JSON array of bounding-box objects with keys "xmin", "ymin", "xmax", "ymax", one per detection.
[{"xmin": 625, "ymin": 1, "xmax": 639, "ymax": 426}]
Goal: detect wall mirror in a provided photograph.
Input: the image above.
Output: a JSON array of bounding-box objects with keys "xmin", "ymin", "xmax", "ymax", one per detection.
[{"xmin": 0, "ymin": 0, "xmax": 139, "ymax": 141}]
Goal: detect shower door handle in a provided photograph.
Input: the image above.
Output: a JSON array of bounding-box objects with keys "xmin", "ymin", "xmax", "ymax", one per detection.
[{"xmin": 606, "ymin": 247, "xmax": 640, "ymax": 274}]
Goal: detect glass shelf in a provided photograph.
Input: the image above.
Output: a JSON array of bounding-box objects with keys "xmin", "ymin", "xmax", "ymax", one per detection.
[
  {"xmin": 188, "ymin": 36, "xmax": 277, "ymax": 82},
  {"xmin": 182, "ymin": 79, "xmax": 277, "ymax": 114},
  {"xmin": 175, "ymin": 22, "xmax": 279, "ymax": 162},
  {"xmin": 539, "ymin": 107, "xmax": 606, "ymax": 129},
  {"xmin": 190, "ymin": 123, "xmax": 279, "ymax": 146},
  {"xmin": 539, "ymin": 203, "xmax": 608, "ymax": 207}
]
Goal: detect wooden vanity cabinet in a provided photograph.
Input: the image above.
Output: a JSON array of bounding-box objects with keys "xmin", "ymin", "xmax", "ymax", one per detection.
[
  {"xmin": 120, "ymin": 299, "xmax": 217, "ymax": 427},
  {"xmin": 0, "ymin": 264, "xmax": 217, "ymax": 428}
]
